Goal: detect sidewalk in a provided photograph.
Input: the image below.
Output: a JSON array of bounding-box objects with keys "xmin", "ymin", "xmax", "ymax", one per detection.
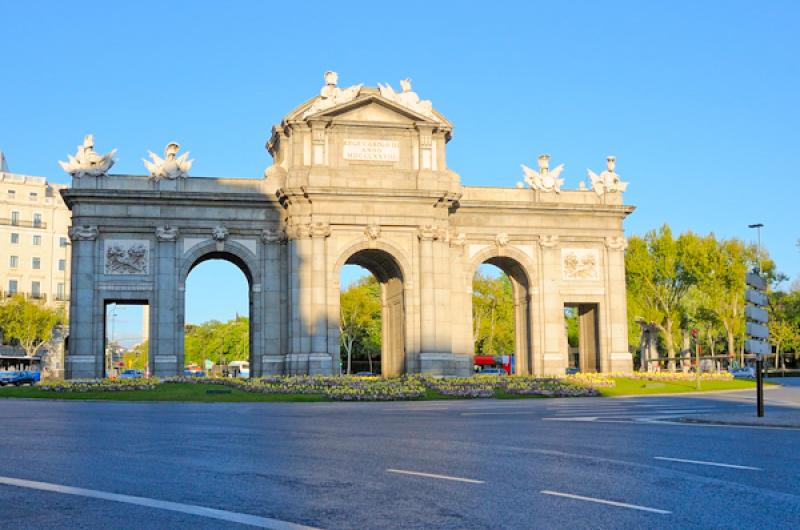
[{"xmin": 677, "ymin": 409, "xmax": 800, "ymax": 428}]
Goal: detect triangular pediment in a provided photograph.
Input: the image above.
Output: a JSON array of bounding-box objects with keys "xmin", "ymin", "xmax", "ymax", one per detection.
[{"xmin": 286, "ymin": 92, "xmax": 451, "ymax": 129}]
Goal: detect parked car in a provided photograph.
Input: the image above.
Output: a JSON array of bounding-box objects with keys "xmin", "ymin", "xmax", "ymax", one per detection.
[
  {"xmin": 479, "ymin": 368, "xmax": 507, "ymax": 375},
  {"xmin": 182, "ymin": 368, "xmax": 206, "ymax": 378},
  {"xmin": 0, "ymin": 370, "xmax": 41, "ymax": 386},
  {"xmin": 119, "ymin": 369, "xmax": 145, "ymax": 379},
  {"xmin": 354, "ymin": 371, "xmax": 377, "ymax": 377},
  {"xmin": 565, "ymin": 367, "xmax": 580, "ymax": 375}
]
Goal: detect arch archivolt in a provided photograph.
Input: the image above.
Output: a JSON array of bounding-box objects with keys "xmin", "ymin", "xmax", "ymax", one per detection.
[
  {"xmin": 178, "ymin": 239, "xmax": 260, "ymax": 288},
  {"xmin": 331, "ymin": 237, "xmax": 412, "ymax": 287}
]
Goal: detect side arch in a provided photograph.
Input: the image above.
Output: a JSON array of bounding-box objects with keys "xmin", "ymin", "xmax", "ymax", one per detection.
[{"xmin": 467, "ymin": 245, "xmax": 536, "ymax": 375}]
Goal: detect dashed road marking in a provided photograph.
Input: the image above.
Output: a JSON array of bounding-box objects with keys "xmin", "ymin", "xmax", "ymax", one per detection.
[
  {"xmin": 386, "ymin": 469, "xmax": 484, "ymax": 484},
  {"xmin": 0, "ymin": 475, "xmax": 318, "ymax": 529},
  {"xmin": 654, "ymin": 456, "xmax": 762, "ymax": 470},
  {"xmin": 540, "ymin": 490, "xmax": 671, "ymax": 514}
]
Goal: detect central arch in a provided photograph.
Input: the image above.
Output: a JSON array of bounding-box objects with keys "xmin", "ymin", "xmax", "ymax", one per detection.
[
  {"xmin": 336, "ymin": 246, "xmax": 407, "ymax": 376},
  {"xmin": 177, "ymin": 241, "xmax": 261, "ymax": 376}
]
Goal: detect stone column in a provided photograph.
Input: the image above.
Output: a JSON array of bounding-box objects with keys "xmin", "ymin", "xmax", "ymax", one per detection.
[
  {"xmin": 605, "ymin": 237, "xmax": 633, "ymax": 372},
  {"xmin": 66, "ymin": 225, "xmax": 99, "ymax": 378},
  {"xmin": 286, "ymin": 223, "xmax": 311, "ymax": 374},
  {"xmin": 309, "ymin": 222, "xmax": 332, "ymax": 374},
  {"xmin": 417, "ymin": 225, "xmax": 437, "ymax": 355},
  {"xmin": 539, "ymin": 235, "xmax": 564, "ymax": 375},
  {"xmin": 153, "ymin": 225, "xmax": 180, "ymax": 377},
  {"xmin": 261, "ymin": 228, "xmax": 285, "ymax": 375}
]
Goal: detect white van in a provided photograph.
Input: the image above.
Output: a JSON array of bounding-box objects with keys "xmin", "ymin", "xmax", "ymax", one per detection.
[{"xmin": 228, "ymin": 360, "xmax": 250, "ymax": 378}]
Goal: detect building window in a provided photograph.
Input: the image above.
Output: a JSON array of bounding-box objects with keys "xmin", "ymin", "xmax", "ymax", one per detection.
[
  {"xmin": 31, "ymin": 281, "xmax": 41, "ymax": 299},
  {"xmin": 29, "ymin": 192, "xmax": 38, "ymax": 201},
  {"xmin": 57, "ymin": 283, "xmax": 65, "ymax": 300},
  {"xmin": 32, "ymin": 257, "xmax": 41, "ymax": 270},
  {"xmin": 8, "ymin": 280, "xmax": 17, "ymax": 295},
  {"xmin": 10, "ymin": 233, "xmax": 19, "ymax": 244},
  {"xmin": 58, "ymin": 259, "xmax": 65, "ymax": 271},
  {"xmin": 33, "ymin": 213, "xmax": 42, "ymax": 227},
  {"xmin": 9, "ymin": 255, "xmax": 18, "ymax": 268},
  {"xmin": 11, "ymin": 211, "xmax": 20, "ymax": 225},
  {"xmin": 33, "ymin": 235, "xmax": 42, "ymax": 246},
  {"xmin": 7, "ymin": 189, "xmax": 15, "ymax": 199},
  {"xmin": 59, "ymin": 236, "xmax": 68, "ymax": 247}
]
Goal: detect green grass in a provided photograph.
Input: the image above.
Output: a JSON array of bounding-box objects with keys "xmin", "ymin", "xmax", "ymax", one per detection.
[
  {"xmin": 598, "ymin": 377, "xmax": 759, "ymax": 397},
  {"xmin": 0, "ymin": 383, "xmax": 330, "ymax": 402},
  {"xmin": 0, "ymin": 378, "xmax": 764, "ymax": 402}
]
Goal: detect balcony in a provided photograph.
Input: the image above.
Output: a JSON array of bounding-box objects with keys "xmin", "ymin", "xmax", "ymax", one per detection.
[
  {"xmin": 1, "ymin": 291, "xmax": 50, "ymax": 302},
  {"xmin": 0, "ymin": 218, "xmax": 47, "ymax": 229}
]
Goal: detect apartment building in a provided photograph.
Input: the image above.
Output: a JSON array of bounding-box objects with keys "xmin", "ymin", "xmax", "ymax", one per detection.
[{"xmin": 0, "ymin": 152, "xmax": 71, "ymax": 306}]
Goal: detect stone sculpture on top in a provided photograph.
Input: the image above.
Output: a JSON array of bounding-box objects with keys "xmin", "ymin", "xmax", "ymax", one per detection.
[
  {"xmin": 143, "ymin": 142, "xmax": 193, "ymax": 181},
  {"xmin": 301, "ymin": 71, "xmax": 363, "ymax": 118},
  {"xmin": 521, "ymin": 154, "xmax": 565, "ymax": 193},
  {"xmin": 587, "ymin": 156, "xmax": 628, "ymax": 197},
  {"xmin": 59, "ymin": 135, "xmax": 117, "ymax": 178},
  {"xmin": 378, "ymin": 78, "xmax": 436, "ymax": 119}
]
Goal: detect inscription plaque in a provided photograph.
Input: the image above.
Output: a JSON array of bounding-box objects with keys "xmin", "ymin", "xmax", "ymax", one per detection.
[{"xmin": 343, "ymin": 139, "xmax": 399, "ymax": 162}]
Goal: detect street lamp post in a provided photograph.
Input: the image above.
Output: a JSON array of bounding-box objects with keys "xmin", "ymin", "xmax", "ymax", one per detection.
[{"xmin": 747, "ymin": 223, "xmax": 764, "ymax": 273}]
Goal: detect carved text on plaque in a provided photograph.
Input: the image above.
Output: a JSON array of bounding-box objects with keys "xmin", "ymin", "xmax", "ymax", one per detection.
[{"xmin": 343, "ymin": 139, "xmax": 399, "ymax": 162}]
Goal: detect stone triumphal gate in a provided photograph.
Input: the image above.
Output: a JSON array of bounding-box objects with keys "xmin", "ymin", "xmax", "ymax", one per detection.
[{"xmin": 61, "ymin": 73, "xmax": 634, "ymax": 379}]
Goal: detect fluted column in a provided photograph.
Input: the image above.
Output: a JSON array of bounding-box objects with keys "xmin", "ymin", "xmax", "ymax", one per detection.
[
  {"xmin": 66, "ymin": 225, "xmax": 99, "ymax": 378},
  {"xmin": 309, "ymin": 222, "xmax": 332, "ymax": 374},
  {"xmin": 417, "ymin": 225, "xmax": 437, "ymax": 354}
]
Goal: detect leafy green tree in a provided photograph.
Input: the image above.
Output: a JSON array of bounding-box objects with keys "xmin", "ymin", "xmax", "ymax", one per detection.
[
  {"xmin": 184, "ymin": 316, "xmax": 249, "ymax": 367},
  {"xmin": 123, "ymin": 340, "xmax": 148, "ymax": 370},
  {"xmin": 0, "ymin": 295, "xmax": 63, "ymax": 358},
  {"xmin": 626, "ymin": 225, "xmax": 695, "ymax": 367},
  {"xmin": 472, "ymin": 272, "xmax": 514, "ymax": 355},
  {"xmin": 340, "ymin": 276, "xmax": 381, "ymax": 373}
]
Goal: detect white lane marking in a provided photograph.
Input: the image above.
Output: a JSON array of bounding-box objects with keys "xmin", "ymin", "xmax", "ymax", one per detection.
[
  {"xmin": 386, "ymin": 469, "xmax": 484, "ymax": 484},
  {"xmin": 639, "ymin": 419, "xmax": 800, "ymax": 431},
  {"xmin": 461, "ymin": 411, "xmax": 535, "ymax": 416},
  {"xmin": 542, "ymin": 417, "xmax": 599, "ymax": 422},
  {"xmin": 654, "ymin": 457, "xmax": 762, "ymax": 470},
  {"xmin": 0, "ymin": 475, "xmax": 318, "ymax": 530},
  {"xmin": 540, "ymin": 490, "xmax": 671, "ymax": 514},
  {"xmin": 552, "ymin": 409, "xmax": 714, "ymax": 416}
]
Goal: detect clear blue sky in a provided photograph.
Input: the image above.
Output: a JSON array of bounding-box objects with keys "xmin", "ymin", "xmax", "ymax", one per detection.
[{"xmin": 4, "ymin": 2, "xmax": 798, "ymax": 341}]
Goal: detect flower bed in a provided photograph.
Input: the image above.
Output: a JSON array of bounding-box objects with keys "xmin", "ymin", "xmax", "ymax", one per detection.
[
  {"xmin": 39, "ymin": 378, "xmax": 160, "ymax": 392},
  {"xmin": 612, "ymin": 371, "xmax": 734, "ymax": 382},
  {"xmin": 420, "ymin": 375, "xmax": 603, "ymax": 398}
]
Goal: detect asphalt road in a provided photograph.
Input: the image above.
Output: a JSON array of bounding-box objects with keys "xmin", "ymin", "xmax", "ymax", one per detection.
[{"xmin": 1, "ymin": 383, "xmax": 799, "ymax": 529}]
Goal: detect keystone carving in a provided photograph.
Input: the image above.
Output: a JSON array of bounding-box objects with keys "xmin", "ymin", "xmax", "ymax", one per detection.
[
  {"xmin": 364, "ymin": 223, "xmax": 381, "ymax": 240},
  {"xmin": 495, "ymin": 233, "xmax": 510, "ymax": 247},
  {"xmin": 212, "ymin": 226, "xmax": 229, "ymax": 250},
  {"xmin": 68, "ymin": 225, "xmax": 98, "ymax": 241}
]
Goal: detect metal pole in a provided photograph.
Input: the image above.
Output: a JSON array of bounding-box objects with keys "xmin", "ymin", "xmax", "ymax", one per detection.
[{"xmin": 756, "ymin": 358, "xmax": 764, "ymax": 417}]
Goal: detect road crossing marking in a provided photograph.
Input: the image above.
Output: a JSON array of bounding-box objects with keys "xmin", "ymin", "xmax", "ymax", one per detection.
[
  {"xmin": 0, "ymin": 475, "xmax": 318, "ymax": 530},
  {"xmin": 654, "ymin": 456, "xmax": 762, "ymax": 470},
  {"xmin": 540, "ymin": 490, "xmax": 671, "ymax": 514},
  {"xmin": 386, "ymin": 469, "xmax": 484, "ymax": 484}
]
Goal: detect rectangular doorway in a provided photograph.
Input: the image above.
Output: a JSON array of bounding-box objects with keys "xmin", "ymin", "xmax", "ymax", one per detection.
[
  {"xmin": 564, "ymin": 303, "xmax": 600, "ymax": 372},
  {"xmin": 104, "ymin": 301, "xmax": 150, "ymax": 378}
]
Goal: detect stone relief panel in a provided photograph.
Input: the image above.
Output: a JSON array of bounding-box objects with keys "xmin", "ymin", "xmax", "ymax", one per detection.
[
  {"xmin": 104, "ymin": 240, "xmax": 150, "ymax": 275},
  {"xmin": 561, "ymin": 248, "xmax": 600, "ymax": 281}
]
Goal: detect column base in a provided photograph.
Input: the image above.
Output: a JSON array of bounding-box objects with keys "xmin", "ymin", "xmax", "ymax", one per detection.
[
  {"xmin": 419, "ymin": 353, "xmax": 472, "ymax": 377},
  {"xmin": 260, "ymin": 355, "xmax": 286, "ymax": 375},
  {"xmin": 66, "ymin": 355, "xmax": 99, "ymax": 379},
  {"xmin": 609, "ymin": 352, "xmax": 633, "ymax": 372}
]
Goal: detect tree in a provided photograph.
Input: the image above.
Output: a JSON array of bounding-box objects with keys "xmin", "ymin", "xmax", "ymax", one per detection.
[
  {"xmin": 626, "ymin": 225, "xmax": 695, "ymax": 368},
  {"xmin": 340, "ymin": 276, "xmax": 381, "ymax": 374},
  {"xmin": 0, "ymin": 295, "xmax": 63, "ymax": 359},
  {"xmin": 472, "ymin": 272, "xmax": 514, "ymax": 355},
  {"xmin": 184, "ymin": 316, "xmax": 249, "ymax": 367}
]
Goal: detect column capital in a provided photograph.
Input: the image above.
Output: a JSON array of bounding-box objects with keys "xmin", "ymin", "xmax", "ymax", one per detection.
[
  {"xmin": 310, "ymin": 222, "xmax": 331, "ymax": 239},
  {"xmin": 417, "ymin": 224, "xmax": 439, "ymax": 241},
  {"xmin": 68, "ymin": 225, "xmax": 98, "ymax": 241},
  {"xmin": 605, "ymin": 236, "xmax": 627, "ymax": 251},
  {"xmin": 155, "ymin": 224, "xmax": 179, "ymax": 242},
  {"xmin": 261, "ymin": 227, "xmax": 287, "ymax": 244},
  {"xmin": 538, "ymin": 234, "xmax": 559, "ymax": 248}
]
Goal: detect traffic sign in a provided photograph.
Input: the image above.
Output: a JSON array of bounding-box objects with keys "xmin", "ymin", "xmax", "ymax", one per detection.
[
  {"xmin": 746, "ymin": 272, "xmax": 766, "ymax": 290},
  {"xmin": 746, "ymin": 322, "xmax": 770, "ymax": 340},
  {"xmin": 745, "ymin": 339, "xmax": 770, "ymax": 356},
  {"xmin": 745, "ymin": 305, "xmax": 769, "ymax": 324},
  {"xmin": 746, "ymin": 289, "xmax": 768, "ymax": 307}
]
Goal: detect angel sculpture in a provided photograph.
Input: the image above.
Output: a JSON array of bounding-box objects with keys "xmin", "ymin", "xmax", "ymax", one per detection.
[
  {"xmin": 143, "ymin": 142, "xmax": 193, "ymax": 181},
  {"xmin": 59, "ymin": 135, "xmax": 117, "ymax": 178},
  {"xmin": 587, "ymin": 156, "xmax": 628, "ymax": 197},
  {"xmin": 378, "ymin": 78, "xmax": 435, "ymax": 118},
  {"xmin": 521, "ymin": 154, "xmax": 564, "ymax": 193},
  {"xmin": 301, "ymin": 71, "xmax": 362, "ymax": 118}
]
